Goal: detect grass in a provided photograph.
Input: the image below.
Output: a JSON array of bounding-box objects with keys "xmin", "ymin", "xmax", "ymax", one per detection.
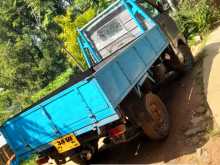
[{"xmin": 173, "ymin": 0, "xmax": 220, "ymax": 43}]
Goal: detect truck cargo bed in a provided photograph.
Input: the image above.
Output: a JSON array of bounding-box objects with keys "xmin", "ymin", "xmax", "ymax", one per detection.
[{"xmin": 0, "ymin": 69, "xmax": 119, "ymax": 157}]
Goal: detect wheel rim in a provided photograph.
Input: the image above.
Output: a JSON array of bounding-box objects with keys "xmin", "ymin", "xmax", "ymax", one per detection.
[
  {"xmin": 145, "ymin": 93, "xmax": 169, "ymax": 132},
  {"xmin": 148, "ymin": 103, "xmax": 164, "ymax": 124}
]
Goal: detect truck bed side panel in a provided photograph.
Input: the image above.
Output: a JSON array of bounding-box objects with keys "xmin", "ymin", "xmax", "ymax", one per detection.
[
  {"xmin": 95, "ymin": 26, "xmax": 168, "ymax": 107},
  {"xmin": 1, "ymin": 79, "xmax": 118, "ymax": 157}
]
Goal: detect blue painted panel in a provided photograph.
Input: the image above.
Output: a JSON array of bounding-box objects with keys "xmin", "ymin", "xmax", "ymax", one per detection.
[
  {"xmin": 117, "ymin": 47, "xmax": 146, "ymax": 83},
  {"xmin": 146, "ymin": 27, "xmax": 167, "ymax": 53},
  {"xmin": 134, "ymin": 37, "xmax": 157, "ymax": 66},
  {"xmin": 95, "ymin": 61, "xmax": 131, "ymax": 105},
  {"xmin": 3, "ymin": 108, "xmax": 58, "ymax": 155},
  {"xmin": 2, "ymin": 124, "xmax": 26, "ymax": 155},
  {"xmin": 43, "ymin": 79, "xmax": 118, "ymax": 137},
  {"xmin": 95, "ymin": 25, "xmax": 169, "ymax": 108},
  {"xmin": 78, "ymin": 80, "xmax": 109, "ymax": 114},
  {"xmin": 44, "ymin": 88, "xmax": 94, "ymax": 135}
]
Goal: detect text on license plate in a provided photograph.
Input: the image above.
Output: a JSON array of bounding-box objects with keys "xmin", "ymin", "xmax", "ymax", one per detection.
[{"xmin": 50, "ymin": 133, "xmax": 80, "ymax": 153}]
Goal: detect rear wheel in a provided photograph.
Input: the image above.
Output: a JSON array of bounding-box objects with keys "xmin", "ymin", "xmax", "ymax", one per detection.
[{"xmin": 140, "ymin": 93, "xmax": 170, "ymax": 140}]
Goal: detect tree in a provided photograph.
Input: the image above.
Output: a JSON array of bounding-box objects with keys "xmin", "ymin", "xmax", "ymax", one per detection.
[
  {"xmin": 54, "ymin": 7, "xmax": 96, "ymax": 68},
  {"xmin": 54, "ymin": 0, "xmax": 112, "ymax": 68},
  {"xmin": 0, "ymin": 0, "xmax": 68, "ymax": 111}
]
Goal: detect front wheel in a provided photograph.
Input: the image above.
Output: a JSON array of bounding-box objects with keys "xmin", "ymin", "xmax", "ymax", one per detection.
[
  {"xmin": 140, "ymin": 93, "xmax": 170, "ymax": 140},
  {"xmin": 165, "ymin": 44, "xmax": 194, "ymax": 72},
  {"xmin": 177, "ymin": 44, "xmax": 194, "ymax": 71}
]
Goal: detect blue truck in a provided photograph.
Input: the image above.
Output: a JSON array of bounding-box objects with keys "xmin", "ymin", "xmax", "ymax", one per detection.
[{"xmin": 0, "ymin": 0, "xmax": 194, "ymax": 164}]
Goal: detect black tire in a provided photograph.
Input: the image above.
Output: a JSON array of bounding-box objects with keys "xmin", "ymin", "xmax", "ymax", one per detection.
[
  {"xmin": 164, "ymin": 44, "xmax": 194, "ymax": 73},
  {"xmin": 80, "ymin": 142, "xmax": 98, "ymax": 163},
  {"xmin": 177, "ymin": 44, "xmax": 194, "ymax": 72},
  {"xmin": 140, "ymin": 93, "xmax": 170, "ymax": 140}
]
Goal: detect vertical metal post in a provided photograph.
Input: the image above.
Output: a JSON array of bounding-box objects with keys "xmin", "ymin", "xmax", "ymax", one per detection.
[
  {"xmin": 166, "ymin": 0, "xmax": 177, "ymax": 12},
  {"xmin": 77, "ymin": 30, "xmax": 102, "ymax": 67},
  {"xmin": 2, "ymin": 146, "xmax": 10, "ymax": 160},
  {"xmin": 122, "ymin": 0, "xmax": 145, "ymax": 33},
  {"xmin": 77, "ymin": 37, "xmax": 92, "ymax": 68}
]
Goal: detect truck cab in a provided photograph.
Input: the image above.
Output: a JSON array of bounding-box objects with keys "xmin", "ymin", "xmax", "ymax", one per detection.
[
  {"xmin": 78, "ymin": 0, "xmax": 193, "ymax": 71},
  {"xmin": 1, "ymin": 0, "xmax": 193, "ymax": 164}
]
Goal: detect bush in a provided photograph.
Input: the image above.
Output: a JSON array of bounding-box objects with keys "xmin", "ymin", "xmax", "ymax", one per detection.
[
  {"xmin": 31, "ymin": 68, "xmax": 74, "ymax": 103},
  {"xmin": 173, "ymin": 0, "xmax": 220, "ymax": 39},
  {"xmin": 21, "ymin": 155, "xmax": 37, "ymax": 165}
]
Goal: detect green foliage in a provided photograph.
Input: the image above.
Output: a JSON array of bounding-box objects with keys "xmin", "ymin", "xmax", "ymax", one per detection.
[
  {"xmin": 0, "ymin": 91, "xmax": 18, "ymax": 125},
  {"xmin": 21, "ymin": 155, "xmax": 37, "ymax": 165},
  {"xmin": 173, "ymin": 0, "xmax": 220, "ymax": 39},
  {"xmin": 54, "ymin": 7, "xmax": 96, "ymax": 68},
  {"xmin": 0, "ymin": 0, "xmax": 68, "ymax": 92},
  {"xmin": 31, "ymin": 68, "xmax": 74, "ymax": 103},
  {"xmin": 74, "ymin": 0, "xmax": 112, "ymax": 12},
  {"xmin": 0, "ymin": 0, "xmax": 71, "ymax": 125}
]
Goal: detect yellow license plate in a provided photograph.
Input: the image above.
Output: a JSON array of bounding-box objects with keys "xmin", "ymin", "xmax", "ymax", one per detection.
[{"xmin": 51, "ymin": 134, "xmax": 80, "ymax": 153}]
